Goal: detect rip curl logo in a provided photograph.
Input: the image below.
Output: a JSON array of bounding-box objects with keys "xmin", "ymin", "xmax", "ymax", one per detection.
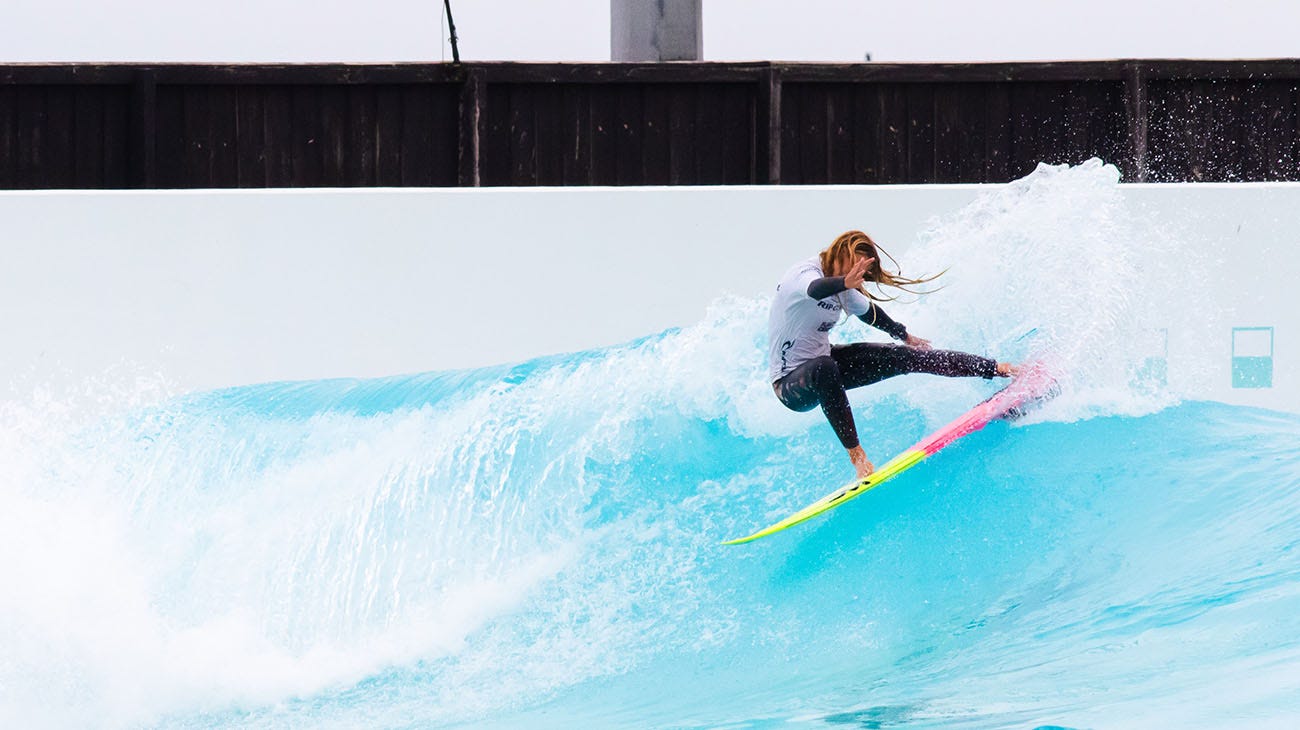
[
  {"xmin": 817, "ymin": 301, "xmax": 840, "ymax": 311},
  {"xmin": 818, "ymin": 321, "xmax": 835, "ymax": 332},
  {"xmin": 780, "ymin": 340, "xmax": 794, "ymax": 371}
]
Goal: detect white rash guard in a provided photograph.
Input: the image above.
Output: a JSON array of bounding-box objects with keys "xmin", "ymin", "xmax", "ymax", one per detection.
[{"xmin": 767, "ymin": 256, "xmax": 881, "ymax": 384}]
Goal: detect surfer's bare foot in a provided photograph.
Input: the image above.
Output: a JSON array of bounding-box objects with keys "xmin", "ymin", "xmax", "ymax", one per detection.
[
  {"xmin": 848, "ymin": 446, "xmax": 875, "ymax": 479},
  {"xmin": 996, "ymin": 361, "xmax": 1019, "ymax": 378}
]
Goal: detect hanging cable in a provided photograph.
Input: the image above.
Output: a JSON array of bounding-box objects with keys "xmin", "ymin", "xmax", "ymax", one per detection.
[{"xmin": 442, "ymin": 0, "xmax": 461, "ymax": 64}]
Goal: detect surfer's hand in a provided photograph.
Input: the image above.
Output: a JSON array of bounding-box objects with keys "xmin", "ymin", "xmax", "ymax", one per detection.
[
  {"xmin": 848, "ymin": 446, "xmax": 875, "ymax": 479},
  {"xmin": 844, "ymin": 256, "xmax": 874, "ymax": 289},
  {"xmin": 905, "ymin": 334, "xmax": 932, "ymax": 350},
  {"xmin": 996, "ymin": 362, "xmax": 1019, "ymax": 378}
]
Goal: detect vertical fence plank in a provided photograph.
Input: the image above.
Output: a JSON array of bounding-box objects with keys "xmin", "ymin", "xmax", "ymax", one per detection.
[
  {"xmin": 532, "ymin": 84, "xmax": 564, "ymax": 185},
  {"xmin": 262, "ymin": 85, "xmax": 295, "ymax": 186},
  {"xmin": 209, "ymin": 85, "xmax": 239, "ymax": 187},
  {"xmin": 641, "ymin": 84, "xmax": 671, "ymax": 185},
  {"xmin": 1267, "ymin": 82, "xmax": 1299, "ymax": 181},
  {"xmin": 127, "ymin": 71, "xmax": 156, "ymax": 188},
  {"xmin": 932, "ymin": 83, "xmax": 962, "ymax": 183},
  {"xmin": 429, "ymin": 85, "xmax": 459, "ymax": 186},
  {"xmin": 615, "ymin": 83, "xmax": 643, "ymax": 185},
  {"xmin": 236, "ymin": 86, "xmax": 268, "ymax": 187},
  {"xmin": 43, "ymin": 86, "xmax": 75, "ymax": 188},
  {"xmin": 102, "ymin": 86, "xmax": 129, "ymax": 188},
  {"xmin": 507, "ymin": 85, "xmax": 537, "ymax": 185},
  {"xmin": 182, "ymin": 86, "xmax": 214, "ymax": 186},
  {"xmin": 1006, "ymin": 82, "xmax": 1038, "ymax": 179},
  {"xmin": 757, "ymin": 67, "xmax": 781, "ymax": 184},
  {"xmin": 457, "ymin": 70, "xmax": 484, "ymax": 186},
  {"xmin": 665, "ymin": 83, "xmax": 695, "ymax": 185},
  {"xmin": 372, "ymin": 86, "xmax": 400, "ymax": 186},
  {"xmin": 694, "ymin": 83, "xmax": 726, "ymax": 183},
  {"xmin": 719, "ymin": 83, "xmax": 753, "ymax": 184},
  {"xmin": 1125, "ymin": 63, "xmax": 1149, "ymax": 181},
  {"xmin": 559, "ymin": 84, "xmax": 591, "ymax": 185},
  {"xmin": 343, "ymin": 86, "xmax": 374, "ymax": 187},
  {"xmin": 955, "ymin": 83, "xmax": 988, "ymax": 182},
  {"xmin": 1094, "ymin": 81, "xmax": 1130, "ymax": 175},
  {"xmin": 318, "ymin": 85, "xmax": 348, "ymax": 187},
  {"xmin": 825, "ymin": 84, "xmax": 854, "ymax": 184},
  {"xmin": 983, "ymin": 82, "xmax": 1011, "ymax": 182},
  {"xmin": 778, "ymin": 82, "xmax": 801, "ymax": 184},
  {"xmin": 0, "ymin": 87, "xmax": 15, "ymax": 188},
  {"xmin": 1063, "ymin": 81, "xmax": 1093, "ymax": 165},
  {"xmin": 851, "ymin": 81, "xmax": 879, "ymax": 183},
  {"xmin": 797, "ymin": 83, "xmax": 828, "ymax": 184},
  {"xmin": 478, "ymin": 82, "xmax": 510, "ymax": 185},
  {"xmin": 588, "ymin": 86, "xmax": 617, "ymax": 184},
  {"xmin": 290, "ymin": 85, "xmax": 322, "ymax": 186},
  {"xmin": 14, "ymin": 87, "xmax": 44, "ymax": 187},
  {"xmin": 878, "ymin": 84, "xmax": 908, "ymax": 183},
  {"xmin": 905, "ymin": 83, "xmax": 935, "ymax": 183},
  {"xmin": 399, "ymin": 84, "xmax": 435, "ymax": 186},
  {"xmin": 72, "ymin": 86, "xmax": 104, "ymax": 187},
  {"xmin": 153, "ymin": 86, "xmax": 184, "ymax": 187}
]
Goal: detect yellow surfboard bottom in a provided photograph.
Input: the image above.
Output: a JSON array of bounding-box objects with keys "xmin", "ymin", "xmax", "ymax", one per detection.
[{"xmin": 721, "ymin": 449, "xmax": 927, "ymax": 545}]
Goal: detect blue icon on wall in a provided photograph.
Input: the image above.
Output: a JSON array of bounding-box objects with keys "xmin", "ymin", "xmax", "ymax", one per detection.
[{"xmin": 1231, "ymin": 327, "xmax": 1273, "ymax": 389}]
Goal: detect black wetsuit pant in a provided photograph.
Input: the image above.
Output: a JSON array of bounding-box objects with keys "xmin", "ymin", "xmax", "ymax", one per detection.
[{"xmin": 773, "ymin": 342, "xmax": 997, "ymax": 449}]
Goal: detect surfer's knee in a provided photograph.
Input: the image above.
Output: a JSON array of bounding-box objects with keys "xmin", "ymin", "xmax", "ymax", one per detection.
[
  {"xmin": 805, "ymin": 356, "xmax": 842, "ymax": 390},
  {"xmin": 774, "ymin": 356, "xmax": 842, "ymax": 412}
]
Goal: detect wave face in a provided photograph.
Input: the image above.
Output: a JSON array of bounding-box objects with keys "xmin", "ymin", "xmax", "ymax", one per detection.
[{"xmin": 4, "ymin": 162, "xmax": 1300, "ymax": 729}]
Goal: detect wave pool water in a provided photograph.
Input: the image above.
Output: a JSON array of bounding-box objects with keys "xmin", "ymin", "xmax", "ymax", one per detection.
[{"xmin": 3, "ymin": 161, "xmax": 1299, "ymax": 729}]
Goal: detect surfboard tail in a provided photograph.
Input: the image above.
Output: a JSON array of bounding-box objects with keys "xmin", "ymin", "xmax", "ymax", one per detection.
[{"xmin": 720, "ymin": 449, "xmax": 926, "ymax": 545}]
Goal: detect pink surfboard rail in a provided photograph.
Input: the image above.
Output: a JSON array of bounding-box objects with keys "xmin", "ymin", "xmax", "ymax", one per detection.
[{"xmin": 722, "ymin": 361, "xmax": 1058, "ymax": 545}]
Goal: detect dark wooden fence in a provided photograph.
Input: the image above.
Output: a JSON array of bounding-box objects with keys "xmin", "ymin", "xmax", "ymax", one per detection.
[{"xmin": 2, "ymin": 61, "xmax": 1299, "ymax": 189}]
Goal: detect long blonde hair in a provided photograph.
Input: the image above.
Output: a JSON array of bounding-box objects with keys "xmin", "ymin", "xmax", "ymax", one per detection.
[{"xmin": 818, "ymin": 230, "xmax": 943, "ymax": 303}]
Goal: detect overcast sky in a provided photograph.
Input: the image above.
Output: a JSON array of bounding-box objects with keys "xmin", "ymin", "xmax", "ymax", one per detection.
[{"xmin": 4, "ymin": 0, "xmax": 1298, "ymax": 63}]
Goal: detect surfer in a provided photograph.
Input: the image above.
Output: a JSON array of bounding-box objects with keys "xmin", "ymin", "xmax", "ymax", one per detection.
[{"xmin": 769, "ymin": 230, "xmax": 1018, "ymax": 479}]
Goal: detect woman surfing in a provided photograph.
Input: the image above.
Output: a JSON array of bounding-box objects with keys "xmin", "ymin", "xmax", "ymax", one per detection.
[{"xmin": 769, "ymin": 230, "xmax": 1018, "ymax": 479}]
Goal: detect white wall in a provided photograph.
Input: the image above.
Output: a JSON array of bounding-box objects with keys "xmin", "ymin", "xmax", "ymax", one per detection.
[
  {"xmin": 2, "ymin": 183, "xmax": 1297, "ymax": 410},
  {"xmin": 1127, "ymin": 184, "xmax": 1298, "ymax": 412}
]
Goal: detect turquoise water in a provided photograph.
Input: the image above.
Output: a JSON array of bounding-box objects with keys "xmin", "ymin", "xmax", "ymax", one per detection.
[
  {"xmin": 3, "ymin": 324, "xmax": 1300, "ymax": 729},
  {"xmin": 4, "ymin": 162, "xmax": 1299, "ymax": 728}
]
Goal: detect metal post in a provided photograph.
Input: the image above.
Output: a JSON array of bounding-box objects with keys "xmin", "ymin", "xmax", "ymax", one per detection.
[{"xmin": 611, "ymin": 0, "xmax": 702, "ymax": 62}]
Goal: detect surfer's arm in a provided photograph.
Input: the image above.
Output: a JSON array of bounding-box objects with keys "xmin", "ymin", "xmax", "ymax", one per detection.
[
  {"xmin": 814, "ymin": 281, "xmax": 915, "ymax": 343},
  {"xmin": 805, "ymin": 276, "xmax": 848, "ymax": 300},
  {"xmin": 856, "ymin": 303, "xmax": 908, "ymax": 341}
]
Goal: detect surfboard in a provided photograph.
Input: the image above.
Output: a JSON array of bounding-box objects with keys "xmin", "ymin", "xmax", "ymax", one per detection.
[{"xmin": 722, "ymin": 363, "xmax": 1058, "ymax": 546}]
